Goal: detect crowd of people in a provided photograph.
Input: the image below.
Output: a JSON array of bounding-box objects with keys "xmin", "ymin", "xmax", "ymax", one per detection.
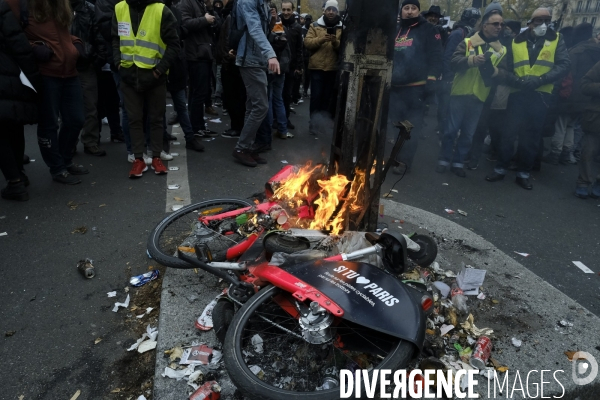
[{"xmin": 0, "ymin": 0, "xmax": 599, "ymax": 202}]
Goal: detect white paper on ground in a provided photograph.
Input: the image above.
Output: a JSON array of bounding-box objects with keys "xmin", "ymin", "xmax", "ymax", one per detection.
[
  {"xmin": 107, "ymin": 291, "xmax": 117, "ymax": 298},
  {"xmin": 456, "ymin": 266, "xmax": 486, "ymax": 295},
  {"xmin": 514, "ymin": 251, "xmax": 530, "ymax": 257},
  {"xmin": 0, "ymin": 232, "xmax": 7, "ymax": 236},
  {"xmin": 137, "ymin": 340, "xmax": 157, "ymax": 353},
  {"xmin": 112, "ymin": 294, "xmax": 130, "ymax": 312},
  {"xmin": 251, "ymin": 334, "xmax": 264, "ymax": 353},
  {"xmin": 209, "ymin": 118, "xmax": 222, "ymax": 123},
  {"xmin": 20, "ymin": 70, "xmax": 37, "ymax": 92},
  {"xmin": 572, "ymin": 261, "xmax": 594, "ymax": 274},
  {"xmin": 161, "ymin": 364, "xmax": 196, "ymax": 380},
  {"xmin": 137, "ymin": 396, "xmax": 147, "ymax": 400},
  {"xmin": 196, "ymin": 292, "xmax": 225, "ymax": 329},
  {"xmin": 440, "ymin": 324, "xmax": 455, "ymax": 335}
]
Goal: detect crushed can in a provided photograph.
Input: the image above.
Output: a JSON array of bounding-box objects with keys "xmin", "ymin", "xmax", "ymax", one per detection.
[
  {"xmin": 129, "ymin": 270, "xmax": 159, "ymax": 287},
  {"xmin": 189, "ymin": 381, "xmax": 221, "ymax": 400},
  {"xmin": 470, "ymin": 336, "xmax": 493, "ymax": 370},
  {"xmin": 77, "ymin": 258, "xmax": 95, "ymax": 279}
]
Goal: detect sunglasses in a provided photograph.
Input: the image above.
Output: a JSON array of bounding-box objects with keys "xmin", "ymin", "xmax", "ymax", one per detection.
[
  {"xmin": 531, "ymin": 17, "xmax": 551, "ymax": 25},
  {"xmin": 485, "ymin": 22, "xmax": 505, "ymax": 28}
]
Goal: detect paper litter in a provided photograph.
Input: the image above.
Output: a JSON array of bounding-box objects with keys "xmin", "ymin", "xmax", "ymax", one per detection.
[{"xmin": 112, "ymin": 294, "xmax": 130, "ymax": 312}]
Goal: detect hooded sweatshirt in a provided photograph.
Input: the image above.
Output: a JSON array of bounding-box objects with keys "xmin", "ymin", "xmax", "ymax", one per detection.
[{"xmin": 392, "ymin": 15, "xmax": 442, "ymax": 87}]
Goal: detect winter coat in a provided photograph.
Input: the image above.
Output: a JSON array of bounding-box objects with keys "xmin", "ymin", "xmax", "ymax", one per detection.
[
  {"xmin": 442, "ymin": 24, "xmax": 471, "ymax": 81},
  {"xmin": 0, "ymin": 0, "xmax": 40, "ymax": 124},
  {"xmin": 564, "ymin": 39, "xmax": 600, "ymax": 114},
  {"xmin": 304, "ymin": 16, "xmax": 342, "ymax": 72},
  {"xmin": 7, "ymin": 0, "xmax": 83, "ymax": 78},
  {"xmin": 580, "ymin": 60, "xmax": 600, "ymax": 134},
  {"xmin": 111, "ymin": 0, "xmax": 180, "ymax": 91},
  {"xmin": 451, "ymin": 31, "xmax": 503, "ymax": 74},
  {"xmin": 392, "ymin": 15, "xmax": 443, "ymax": 87},
  {"xmin": 166, "ymin": 4, "xmax": 187, "ymax": 92},
  {"xmin": 95, "ymin": 0, "xmax": 119, "ymax": 66},
  {"xmin": 179, "ymin": 0, "xmax": 221, "ymax": 61},
  {"xmin": 216, "ymin": 8, "xmax": 235, "ymax": 67},
  {"xmin": 234, "ymin": 0, "xmax": 275, "ymax": 68},
  {"xmin": 70, "ymin": 0, "xmax": 108, "ymax": 70},
  {"xmin": 281, "ymin": 16, "xmax": 303, "ymax": 72}
]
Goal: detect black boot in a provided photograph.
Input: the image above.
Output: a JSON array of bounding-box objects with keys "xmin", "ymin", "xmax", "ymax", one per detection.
[{"xmin": 1, "ymin": 180, "xmax": 29, "ymax": 201}]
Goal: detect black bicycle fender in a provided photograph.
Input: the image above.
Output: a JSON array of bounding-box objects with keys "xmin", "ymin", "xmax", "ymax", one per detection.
[{"xmin": 283, "ymin": 260, "xmax": 426, "ymax": 350}]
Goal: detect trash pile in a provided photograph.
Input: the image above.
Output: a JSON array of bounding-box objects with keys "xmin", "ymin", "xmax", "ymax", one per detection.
[{"xmin": 401, "ymin": 261, "xmax": 511, "ymax": 391}]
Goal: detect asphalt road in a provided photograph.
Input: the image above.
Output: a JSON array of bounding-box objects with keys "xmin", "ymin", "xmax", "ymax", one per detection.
[{"xmin": 0, "ymin": 94, "xmax": 598, "ymax": 399}]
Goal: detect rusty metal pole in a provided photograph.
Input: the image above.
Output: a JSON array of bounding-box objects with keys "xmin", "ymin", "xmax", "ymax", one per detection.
[{"xmin": 328, "ymin": 0, "xmax": 399, "ymax": 232}]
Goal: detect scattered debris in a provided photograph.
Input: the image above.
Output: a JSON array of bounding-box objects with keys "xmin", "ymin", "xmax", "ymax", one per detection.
[
  {"xmin": 461, "ymin": 314, "xmax": 494, "ymax": 337},
  {"xmin": 99, "ymin": 204, "xmax": 106, "ymax": 208},
  {"xmin": 136, "ymin": 307, "xmax": 154, "ymax": 319},
  {"xmin": 69, "ymin": 390, "xmax": 81, "ymax": 400},
  {"xmin": 477, "ymin": 292, "xmax": 486, "ymax": 300},
  {"xmin": 572, "ymin": 261, "xmax": 594, "ymax": 274},
  {"xmin": 209, "ymin": 118, "xmax": 222, "ymax": 123},
  {"xmin": 107, "ymin": 291, "xmax": 117, "ymax": 297},
  {"xmin": 130, "ymin": 270, "xmax": 160, "ymax": 287},
  {"xmin": 0, "ymin": 232, "xmax": 7, "ymax": 237},
  {"xmin": 77, "ymin": 258, "xmax": 96, "ymax": 279},
  {"xmin": 172, "ymin": 205, "xmax": 184, "ymax": 211},
  {"xmin": 94, "ymin": 337, "xmax": 102, "ymax": 344},
  {"xmin": 440, "ymin": 324, "xmax": 454, "ymax": 335},
  {"xmin": 565, "ymin": 351, "xmax": 586, "ymax": 361},
  {"xmin": 196, "ymin": 291, "xmax": 226, "ymax": 330},
  {"xmin": 445, "ymin": 209, "xmax": 455, "ymax": 214},
  {"xmin": 251, "ymin": 334, "xmax": 264, "ymax": 354},
  {"xmin": 127, "ymin": 325, "xmax": 158, "ymax": 353},
  {"xmin": 511, "ymin": 338, "xmax": 522, "ymax": 347},
  {"xmin": 391, "ymin": 189, "xmax": 398, "ymax": 193},
  {"xmin": 72, "ymin": 226, "xmax": 87, "ymax": 234},
  {"xmin": 281, "ymin": 160, "xmax": 288, "ymax": 164},
  {"xmin": 513, "ymin": 251, "xmax": 530, "ymax": 257},
  {"xmin": 382, "ymin": 193, "xmax": 393, "ymax": 198},
  {"xmin": 67, "ymin": 200, "xmax": 88, "ymax": 210},
  {"xmin": 559, "ymin": 320, "xmax": 573, "ymax": 327},
  {"xmin": 168, "ymin": 184, "xmax": 180, "ymax": 190},
  {"xmin": 457, "ymin": 209, "xmax": 468, "ymax": 217},
  {"xmin": 169, "ymin": 166, "xmax": 180, "ymax": 171},
  {"xmin": 174, "ymin": 197, "xmax": 185, "ymax": 202},
  {"xmin": 181, "ymin": 344, "xmax": 213, "ymax": 365},
  {"xmin": 112, "ymin": 294, "xmax": 131, "ymax": 312},
  {"xmin": 5, "ymin": 331, "xmax": 16, "ymax": 337},
  {"xmin": 249, "ymin": 365, "xmax": 265, "ymax": 379},
  {"xmin": 162, "ymin": 364, "xmax": 196, "ymax": 380},
  {"xmin": 456, "ymin": 266, "xmax": 486, "ymax": 295},
  {"xmin": 189, "ymin": 381, "xmax": 221, "ymax": 400},
  {"xmin": 442, "ymin": 183, "xmax": 449, "ymax": 186}
]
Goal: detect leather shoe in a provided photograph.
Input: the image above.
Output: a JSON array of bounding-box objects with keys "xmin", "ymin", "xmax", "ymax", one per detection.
[
  {"xmin": 516, "ymin": 177, "xmax": 533, "ymax": 190},
  {"xmin": 485, "ymin": 172, "xmax": 505, "ymax": 182},
  {"xmin": 451, "ymin": 167, "xmax": 466, "ymax": 177}
]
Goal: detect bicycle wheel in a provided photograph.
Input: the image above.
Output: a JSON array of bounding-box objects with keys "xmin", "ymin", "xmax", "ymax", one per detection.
[
  {"xmin": 223, "ymin": 285, "xmax": 415, "ymax": 400},
  {"xmin": 147, "ymin": 198, "xmax": 252, "ymax": 269},
  {"xmin": 407, "ymin": 234, "xmax": 438, "ymax": 267}
]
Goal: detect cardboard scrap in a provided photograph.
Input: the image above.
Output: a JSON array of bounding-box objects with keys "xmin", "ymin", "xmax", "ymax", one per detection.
[{"xmin": 460, "ymin": 314, "xmax": 494, "ymax": 337}]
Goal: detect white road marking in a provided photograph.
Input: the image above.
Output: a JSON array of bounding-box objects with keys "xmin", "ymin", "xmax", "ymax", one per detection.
[
  {"xmin": 572, "ymin": 261, "xmax": 594, "ymax": 274},
  {"xmin": 165, "ymin": 123, "xmax": 191, "ymax": 213}
]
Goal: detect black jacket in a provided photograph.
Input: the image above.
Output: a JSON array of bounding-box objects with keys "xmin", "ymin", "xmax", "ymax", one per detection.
[
  {"xmin": 179, "ymin": 0, "xmax": 221, "ymax": 61},
  {"xmin": 281, "ymin": 16, "xmax": 303, "ymax": 72},
  {"xmin": 111, "ymin": 0, "xmax": 180, "ymax": 91},
  {"xmin": 70, "ymin": 0, "xmax": 108, "ymax": 70},
  {"xmin": 95, "ymin": 0, "xmax": 120, "ymax": 67},
  {"xmin": 392, "ymin": 15, "xmax": 443, "ymax": 86},
  {"xmin": 0, "ymin": 0, "xmax": 40, "ymax": 124},
  {"xmin": 565, "ymin": 39, "xmax": 600, "ymax": 114},
  {"xmin": 166, "ymin": 3, "xmax": 188, "ymax": 92}
]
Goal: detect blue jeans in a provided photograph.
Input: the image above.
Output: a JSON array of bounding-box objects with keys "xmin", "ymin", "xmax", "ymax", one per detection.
[
  {"xmin": 269, "ymin": 73, "xmax": 287, "ymax": 134},
  {"xmin": 438, "ymin": 96, "xmax": 484, "ymax": 168},
  {"xmin": 170, "ymin": 89, "xmax": 194, "ymax": 141},
  {"xmin": 495, "ymin": 91, "xmax": 553, "ymax": 178},
  {"xmin": 37, "ymin": 76, "xmax": 84, "ymax": 176}
]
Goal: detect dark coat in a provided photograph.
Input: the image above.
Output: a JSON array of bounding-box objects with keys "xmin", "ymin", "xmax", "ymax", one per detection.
[
  {"xmin": 392, "ymin": 15, "xmax": 443, "ymax": 86},
  {"xmin": 0, "ymin": 0, "xmax": 40, "ymax": 124},
  {"xmin": 580, "ymin": 60, "xmax": 600, "ymax": 134},
  {"xmin": 178, "ymin": 0, "xmax": 221, "ymax": 61},
  {"xmin": 166, "ymin": 3, "xmax": 188, "ymax": 92},
  {"xmin": 70, "ymin": 0, "xmax": 108, "ymax": 70},
  {"xmin": 565, "ymin": 39, "xmax": 600, "ymax": 114},
  {"xmin": 95, "ymin": 0, "xmax": 119, "ymax": 67},
  {"xmin": 281, "ymin": 16, "xmax": 303, "ymax": 72},
  {"xmin": 111, "ymin": 0, "xmax": 180, "ymax": 91},
  {"xmin": 216, "ymin": 11, "xmax": 235, "ymax": 68}
]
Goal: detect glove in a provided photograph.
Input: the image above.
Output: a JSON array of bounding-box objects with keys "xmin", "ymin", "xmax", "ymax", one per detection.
[
  {"xmin": 519, "ymin": 76, "xmax": 543, "ymax": 91},
  {"xmin": 32, "ymin": 42, "xmax": 54, "ymax": 62},
  {"xmin": 478, "ymin": 57, "xmax": 495, "ymax": 85}
]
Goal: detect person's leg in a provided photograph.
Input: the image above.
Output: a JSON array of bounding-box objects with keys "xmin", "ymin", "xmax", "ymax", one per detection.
[
  {"xmin": 576, "ymin": 133, "xmax": 600, "ymax": 189},
  {"xmin": 78, "ymin": 67, "xmax": 101, "ymax": 150},
  {"xmin": 436, "ymin": 81, "xmax": 451, "ymax": 135},
  {"xmin": 397, "ymin": 86, "xmax": 425, "ymax": 169},
  {"xmin": 283, "ymin": 72, "xmax": 294, "ymax": 118},
  {"xmin": 58, "ymin": 76, "xmax": 86, "ymax": 169},
  {"xmin": 515, "ymin": 93, "xmax": 551, "ymax": 179},
  {"xmin": 147, "ymin": 84, "xmax": 168, "ymax": 158},
  {"xmin": 187, "ymin": 61, "xmax": 207, "ymax": 133},
  {"xmin": 494, "ymin": 93, "xmax": 524, "ymax": 176},
  {"xmin": 438, "ymin": 96, "xmax": 466, "ymax": 168},
  {"xmin": 551, "ymin": 114, "xmax": 568, "ymax": 155},
  {"xmin": 230, "ymin": 67, "xmax": 247, "ymax": 132},
  {"xmin": 309, "ymin": 70, "xmax": 323, "ymax": 115},
  {"xmin": 559, "ymin": 116, "xmax": 576, "ymax": 164},
  {"xmin": 572, "ymin": 114, "xmax": 584, "ymax": 159},
  {"xmin": 215, "ymin": 63, "xmax": 223, "ymax": 101},
  {"xmin": 0, "ymin": 122, "xmax": 23, "ymax": 181},
  {"xmin": 171, "ymin": 89, "xmax": 195, "ymax": 141},
  {"xmin": 467, "ymin": 100, "xmax": 491, "ymax": 168},
  {"xmin": 37, "ymin": 76, "xmax": 68, "ymax": 176},
  {"xmin": 452, "ymin": 98, "xmax": 484, "ymax": 168},
  {"xmin": 121, "ymin": 81, "xmax": 146, "ymax": 158},
  {"xmin": 272, "ymin": 74, "xmax": 288, "ymax": 135},
  {"xmin": 303, "ymin": 68, "xmax": 310, "ymax": 95},
  {"xmin": 236, "ymin": 67, "xmax": 268, "ymax": 151},
  {"xmin": 113, "ymin": 71, "xmax": 132, "ymax": 153},
  {"xmin": 102, "ymin": 71, "xmax": 124, "ymax": 140},
  {"xmin": 292, "ymin": 72, "xmax": 302, "ymax": 103}
]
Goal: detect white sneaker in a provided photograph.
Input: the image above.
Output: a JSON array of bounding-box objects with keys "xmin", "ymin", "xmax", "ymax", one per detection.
[
  {"xmin": 127, "ymin": 153, "xmax": 135, "ymax": 163},
  {"xmin": 160, "ymin": 151, "xmax": 174, "ymax": 161},
  {"xmin": 143, "ymin": 153, "xmax": 152, "ymax": 165}
]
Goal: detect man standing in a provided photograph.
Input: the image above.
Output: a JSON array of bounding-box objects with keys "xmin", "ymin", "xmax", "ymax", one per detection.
[
  {"xmin": 436, "ymin": 7, "xmax": 506, "ymax": 177},
  {"xmin": 486, "ymin": 8, "xmax": 570, "ymax": 190},
  {"xmin": 232, "ymin": 0, "xmax": 280, "ymax": 167},
  {"xmin": 112, "ymin": 0, "xmax": 180, "ymax": 178},
  {"xmin": 180, "ymin": 0, "xmax": 220, "ymax": 138},
  {"xmin": 280, "ymin": 1, "xmax": 303, "ymax": 131}
]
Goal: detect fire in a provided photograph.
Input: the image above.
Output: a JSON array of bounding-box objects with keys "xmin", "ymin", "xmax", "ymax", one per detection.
[{"xmin": 271, "ymin": 163, "xmax": 366, "ymax": 235}]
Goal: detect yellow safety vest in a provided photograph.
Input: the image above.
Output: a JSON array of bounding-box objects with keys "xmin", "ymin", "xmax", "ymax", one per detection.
[
  {"xmin": 451, "ymin": 38, "xmax": 506, "ymax": 102},
  {"xmin": 511, "ymin": 33, "xmax": 559, "ymax": 94},
  {"xmin": 115, "ymin": 1, "xmax": 166, "ymax": 69}
]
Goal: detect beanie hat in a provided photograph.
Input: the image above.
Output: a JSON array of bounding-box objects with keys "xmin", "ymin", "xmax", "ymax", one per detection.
[
  {"xmin": 401, "ymin": 0, "xmax": 420, "ymax": 9},
  {"xmin": 484, "ymin": 1, "xmax": 503, "ymax": 17},
  {"xmin": 323, "ymin": 0, "xmax": 338, "ymax": 10}
]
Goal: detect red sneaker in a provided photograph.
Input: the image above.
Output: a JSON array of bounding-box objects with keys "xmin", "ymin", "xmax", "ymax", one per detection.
[
  {"xmin": 129, "ymin": 159, "xmax": 148, "ymax": 179},
  {"xmin": 151, "ymin": 157, "xmax": 168, "ymax": 175}
]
